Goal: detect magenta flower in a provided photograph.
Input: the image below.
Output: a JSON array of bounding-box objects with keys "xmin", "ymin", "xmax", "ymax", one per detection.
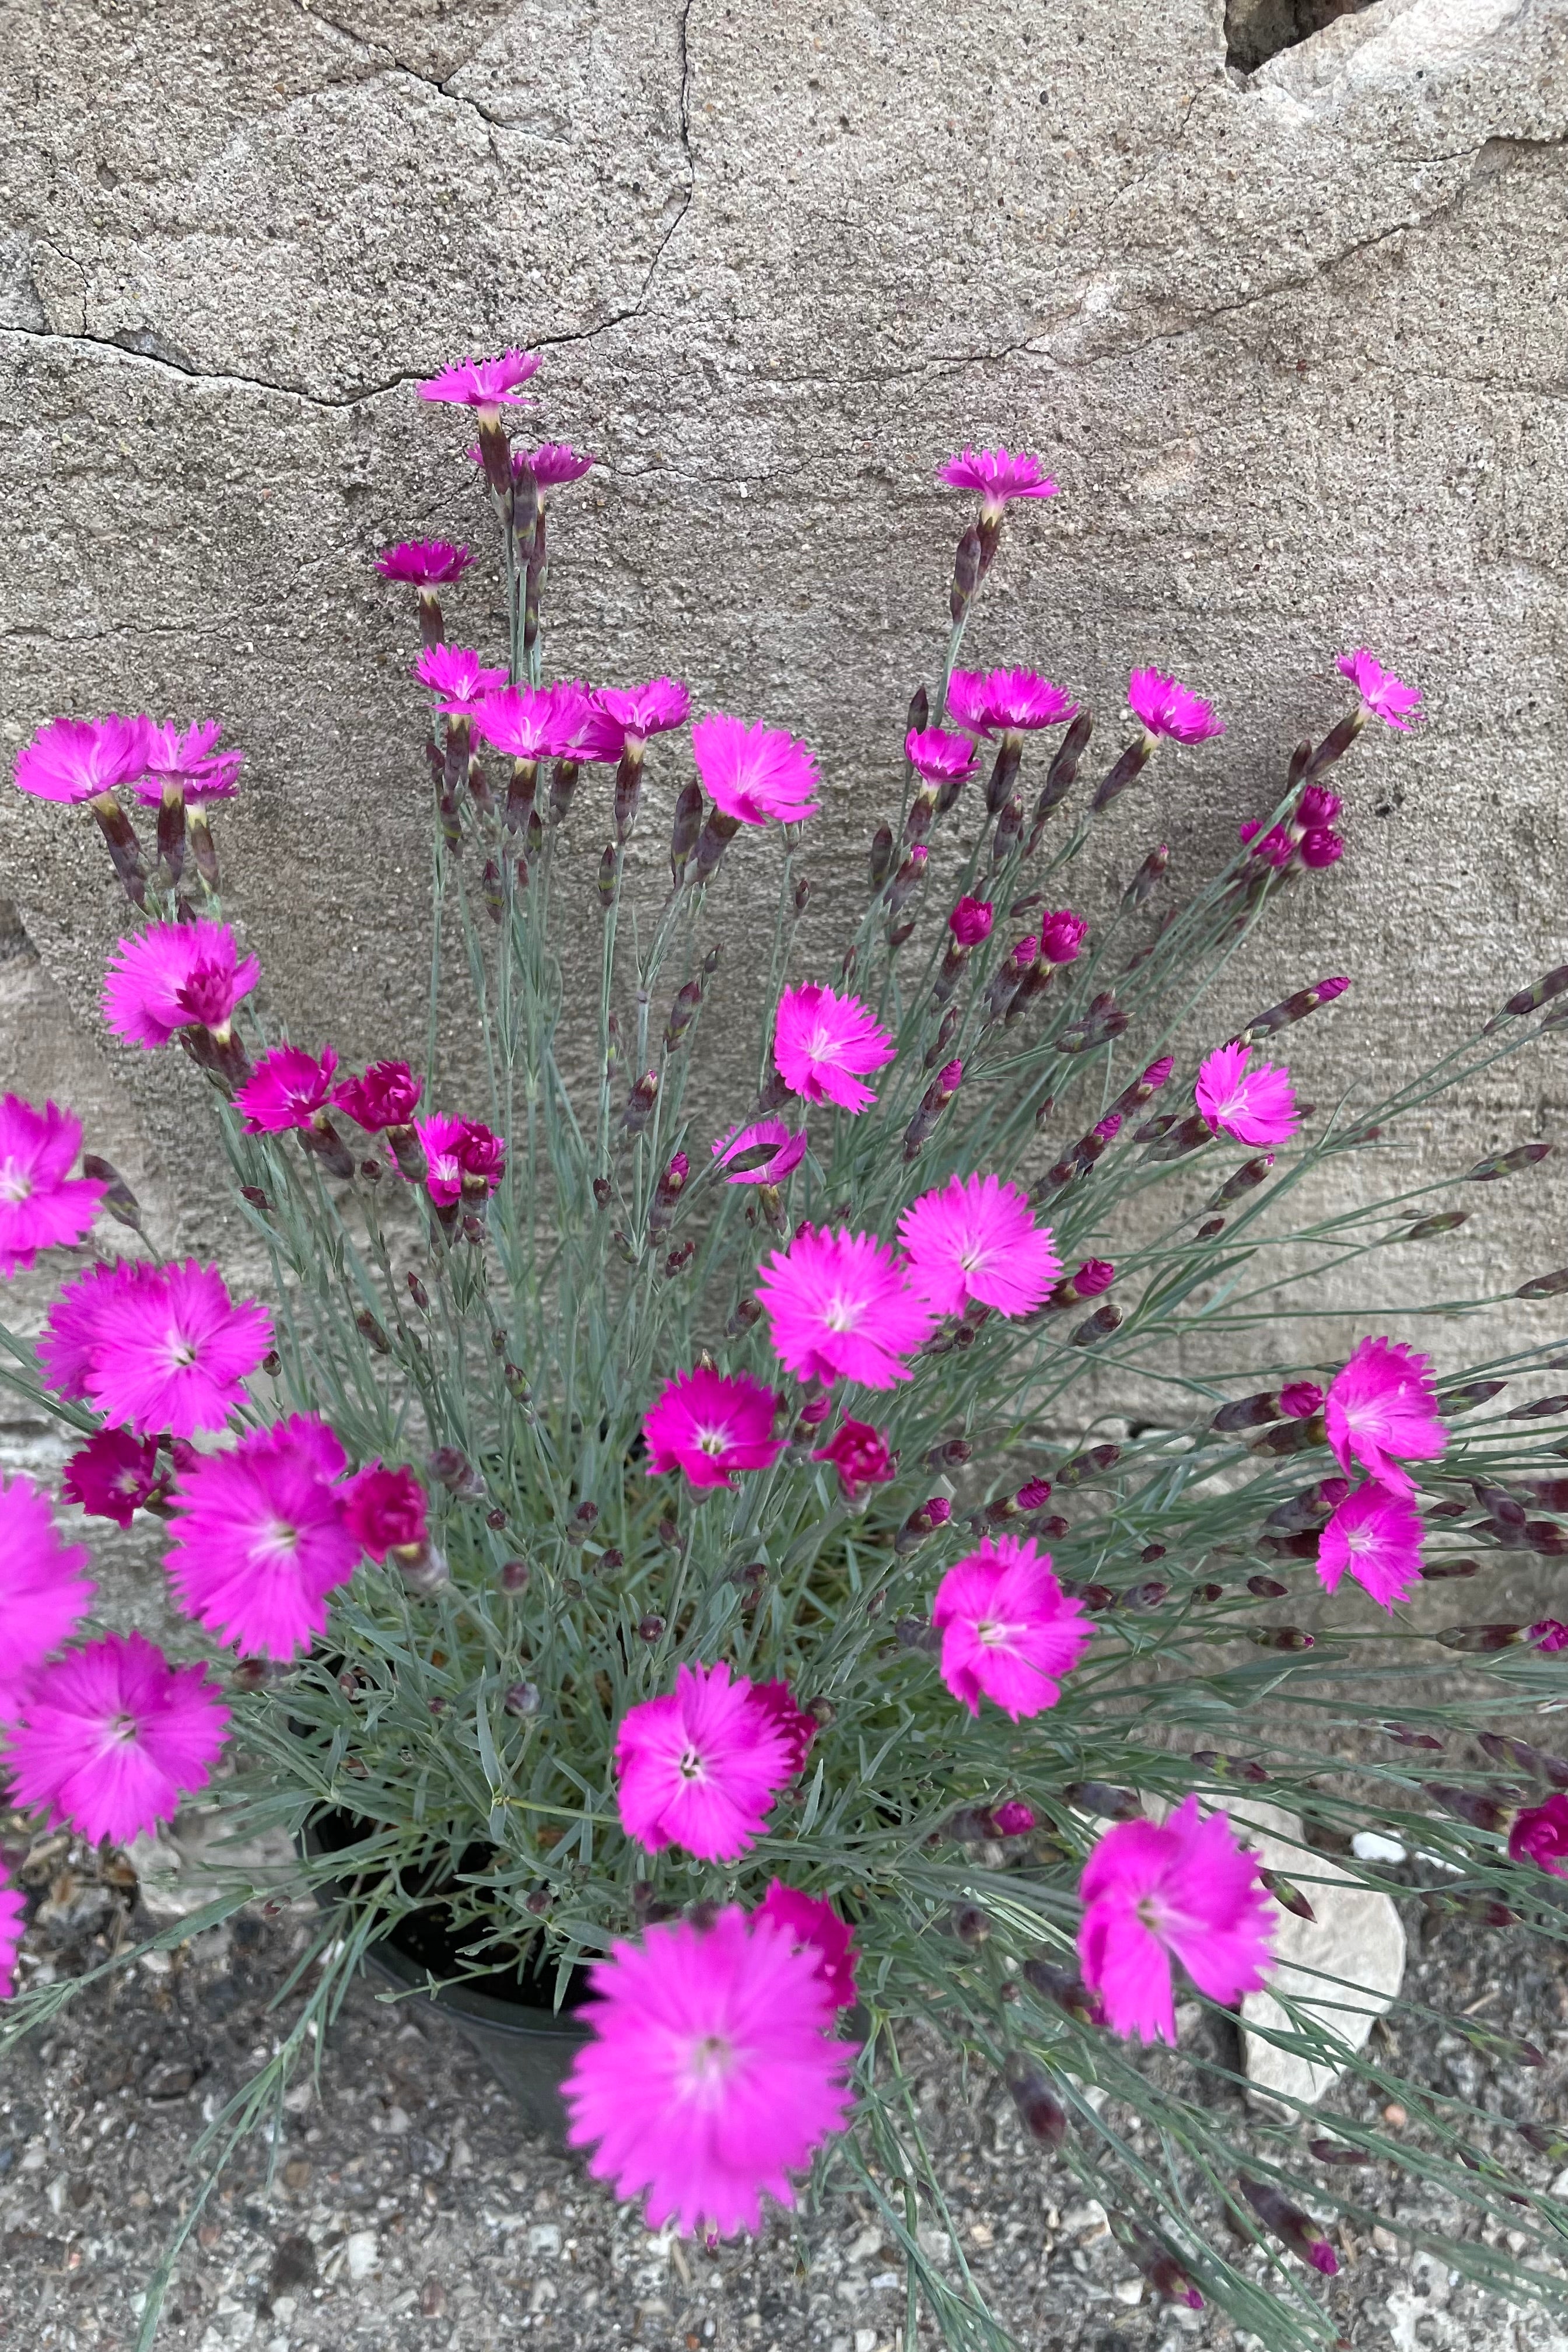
[
  {"xmin": 78, "ymin": 1259, "xmax": 272, "ymax": 1439},
  {"xmin": 754, "ymin": 1882, "xmax": 859, "ymax": 2009},
  {"xmin": 234, "ymin": 1045, "xmax": 339, "ymax": 1135},
  {"xmin": 931, "ymin": 1534, "xmax": 1090, "ymax": 1721},
  {"xmin": 773, "ymin": 984, "xmax": 895, "ymax": 1115},
  {"xmin": 615, "ymin": 1661, "xmax": 802, "ymax": 1861},
  {"xmin": 1317, "ymin": 1480, "xmax": 1424, "ymax": 1608},
  {"xmin": 906, "ymin": 727, "xmax": 979, "ymax": 786},
  {"xmin": 1077, "ymin": 1797, "xmax": 1275, "ymax": 2045},
  {"xmin": 563, "ymin": 1907, "xmax": 856, "ymax": 2238},
  {"xmin": 103, "ymin": 919, "xmax": 260, "ymax": 1049},
  {"xmin": 333, "ymin": 1060, "xmax": 423, "ymax": 1132},
  {"xmin": 644, "ymin": 1368, "xmax": 786, "ymax": 1492},
  {"xmin": 342, "ymin": 1463, "xmax": 429, "ymax": 1562},
  {"xmin": 811, "ymin": 1418, "xmax": 895, "ymax": 1504},
  {"xmin": 1279, "ymin": 1381, "xmax": 1323, "ymax": 1419},
  {"xmin": 1298, "ymin": 786, "xmax": 1341, "ymax": 828},
  {"xmin": 1195, "ymin": 1042, "xmax": 1298, "ymax": 1147},
  {"xmin": 0, "ymin": 1878, "xmax": 23, "ymax": 2000},
  {"xmin": 1531, "ymin": 1621, "xmax": 1568, "ymax": 1654},
  {"xmin": 1240, "ymin": 822, "xmax": 1296, "ymax": 869},
  {"xmin": 471, "ymin": 681, "xmax": 590, "ymax": 762},
  {"xmin": 756, "ymin": 1226, "xmax": 937, "ymax": 1389},
  {"xmin": 416, "ymin": 1115, "xmax": 468, "ymax": 1205},
  {"xmin": 949, "ymin": 896, "xmax": 993, "ymax": 947},
  {"xmin": 13, "ymin": 714, "xmax": 153, "ymax": 804},
  {"xmin": 413, "ymin": 643, "xmax": 510, "ymax": 716},
  {"xmin": 692, "ymin": 712, "xmax": 820, "ymax": 825},
  {"xmin": 750, "ymin": 1681, "xmax": 816, "ymax": 1776},
  {"xmin": 4, "ymin": 1630, "xmax": 229, "ymax": 1848},
  {"xmin": 992, "ymin": 1800, "xmax": 1037, "ymax": 1838},
  {"xmin": 518, "ymin": 440, "xmax": 594, "ymax": 488},
  {"xmin": 592, "ymin": 678, "xmax": 693, "ymax": 755},
  {"xmin": 938, "ymin": 446, "xmax": 1059, "ymax": 519},
  {"xmin": 1072, "ymin": 1259, "xmax": 1116, "ymax": 1298},
  {"xmin": 1127, "ymin": 668, "xmax": 1225, "ymax": 745},
  {"xmin": 62, "ymin": 1429, "xmax": 164, "ymax": 1530},
  {"xmin": 946, "ymin": 667, "xmax": 1078, "ymax": 736},
  {"xmin": 1039, "ymin": 908, "xmax": 1087, "ymax": 965},
  {"xmin": 417, "ymin": 348, "xmax": 540, "ymax": 414},
  {"xmin": 0, "ymin": 1094, "xmax": 105, "ymax": 1277},
  {"xmin": 712, "ymin": 1118, "xmax": 808, "ymax": 1187},
  {"xmin": 130, "ymin": 720, "xmax": 244, "ymax": 806},
  {"xmin": 163, "ymin": 1414, "xmax": 360, "ymax": 1660},
  {"xmin": 1338, "ymin": 648, "xmax": 1422, "ymax": 731},
  {"xmin": 37, "ymin": 1261, "xmax": 149, "ymax": 1399},
  {"xmin": 1509, "ymin": 1795, "xmax": 1568, "ymax": 1878},
  {"xmin": 0, "ymin": 1472, "xmax": 95, "ymax": 1710},
  {"xmin": 1324, "ymin": 1337, "xmax": 1446, "ymax": 1496},
  {"xmin": 1300, "ymin": 829, "xmax": 1344, "ymax": 870},
  {"xmin": 899, "ymin": 1172, "xmax": 1062, "ymax": 1320},
  {"xmin": 375, "ymin": 539, "xmax": 474, "ymax": 589}
]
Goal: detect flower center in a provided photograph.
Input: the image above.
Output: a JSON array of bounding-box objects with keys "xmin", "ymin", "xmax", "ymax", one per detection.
[
  {"xmin": 822, "ymin": 1291, "xmax": 862, "ymax": 1334},
  {"xmin": 684, "ymin": 2032, "xmax": 734, "ymax": 2092},
  {"xmin": 107, "ymin": 1710, "xmax": 139, "ymax": 1748},
  {"xmin": 0, "ymin": 1161, "xmax": 32, "ymax": 1205},
  {"xmin": 166, "ymin": 1329, "xmax": 202, "ymax": 1370},
  {"xmin": 677, "ymin": 1744, "xmax": 708, "ymax": 1784},
  {"xmin": 694, "ymin": 1423, "xmax": 732, "ymax": 1457},
  {"xmin": 806, "ymin": 1026, "xmax": 842, "ymax": 1064},
  {"xmin": 973, "ymin": 1615, "xmax": 1019, "ymax": 1650}
]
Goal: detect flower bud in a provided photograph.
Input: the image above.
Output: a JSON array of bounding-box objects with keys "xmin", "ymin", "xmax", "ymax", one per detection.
[
  {"xmin": 620, "ymin": 1068, "xmax": 659, "ymax": 1138},
  {"xmin": 950, "ymin": 1903, "xmax": 991, "ymax": 1945},
  {"xmin": 1003, "ymin": 2055, "xmax": 1066, "ymax": 2148},
  {"xmin": 1021, "ymin": 1955, "xmax": 1105, "ymax": 2025},
  {"xmin": 868, "ymin": 821, "xmax": 895, "ymax": 890},
  {"xmin": 1246, "ymin": 1626, "xmax": 1315, "ymax": 1651},
  {"xmin": 1212, "ymin": 1391, "xmax": 1283, "ymax": 1433},
  {"xmin": 429, "ymin": 1446, "xmax": 485, "ymax": 1499},
  {"xmin": 1070, "ymin": 1302, "xmax": 1123, "ymax": 1346},
  {"xmin": 991, "ymin": 794, "xmax": 1023, "ymax": 866},
  {"xmin": 665, "ymin": 777, "xmax": 702, "ymax": 883},
  {"xmin": 894, "ymin": 1496, "xmax": 951, "ymax": 1553},
  {"xmin": 1237, "ymin": 2178, "xmax": 1338, "ymax": 2275},
  {"xmin": 1029, "ymin": 709, "xmax": 1092, "ymax": 839},
  {"xmin": 886, "ymin": 843, "xmax": 929, "ymax": 918},
  {"xmin": 1124, "ymin": 842, "xmax": 1168, "ymax": 907},
  {"xmin": 1092, "ymin": 733, "xmax": 1154, "ymax": 813},
  {"xmin": 950, "ymin": 522, "xmax": 982, "ymax": 621},
  {"xmin": 638, "ymin": 1614, "xmax": 665, "ymax": 1643},
  {"xmin": 548, "ymin": 756, "xmax": 579, "ymax": 826},
  {"xmin": 1467, "ymin": 1141, "xmax": 1553, "ymax": 1182},
  {"xmin": 1056, "ymin": 991, "xmax": 1128, "ymax": 1054},
  {"xmin": 1237, "ymin": 975, "xmax": 1352, "ymax": 1045},
  {"xmin": 1065, "ymin": 1780, "xmax": 1140, "ymax": 1820},
  {"xmin": 503, "ymin": 1679, "xmax": 541, "ymax": 1717}
]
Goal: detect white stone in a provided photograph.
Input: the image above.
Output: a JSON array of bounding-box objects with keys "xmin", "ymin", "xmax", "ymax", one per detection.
[
  {"xmin": 1352, "ymin": 1831, "xmax": 1408, "ymax": 1864},
  {"xmin": 345, "ymin": 2230, "xmax": 379, "ymax": 2282},
  {"xmin": 527, "ymin": 2222, "xmax": 562, "ymax": 2258}
]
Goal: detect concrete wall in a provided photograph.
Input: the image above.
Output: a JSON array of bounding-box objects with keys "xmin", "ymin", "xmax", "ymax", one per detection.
[{"xmin": 2, "ymin": 0, "xmax": 1566, "ymax": 1302}]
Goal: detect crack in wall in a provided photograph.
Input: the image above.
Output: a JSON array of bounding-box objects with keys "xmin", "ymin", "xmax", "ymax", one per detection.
[{"xmin": 0, "ymin": 323, "xmax": 427, "ymax": 408}]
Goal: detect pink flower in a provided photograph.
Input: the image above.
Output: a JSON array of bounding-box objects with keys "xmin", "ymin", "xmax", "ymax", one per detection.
[
  {"xmin": 712, "ymin": 1119, "xmax": 808, "ymax": 1187},
  {"xmin": 899, "ymin": 1173, "xmax": 1062, "ymax": 1320},
  {"xmin": 1195, "ymin": 1042, "xmax": 1298, "ymax": 1147},
  {"xmin": 415, "ymin": 1114, "xmax": 506, "ymax": 1204},
  {"xmin": 38, "ymin": 1261, "xmax": 149, "ymax": 1399},
  {"xmin": 644, "ymin": 1368, "xmax": 786, "ymax": 1492},
  {"xmin": 333, "ymin": 1060, "xmax": 423, "ymax": 1131},
  {"xmin": 754, "ymin": 1882, "xmax": 859, "ymax": 2008},
  {"xmin": 0, "ymin": 1878, "xmax": 23, "ymax": 1999},
  {"xmin": 342, "ymin": 1463, "xmax": 429, "ymax": 1562},
  {"xmin": 0, "ymin": 1094, "xmax": 105, "ymax": 1277},
  {"xmin": 946, "ymin": 667, "xmax": 1078, "ymax": 736},
  {"xmin": 471, "ymin": 681, "xmax": 590, "ymax": 762},
  {"xmin": 931, "ymin": 1534, "xmax": 1090, "ymax": 1720},
  {"xmin": 1508, "ymin": 1794, "xmax": 1568, "ymax": 1878},
  {"xmin": 592, "ymin": 678, "xmax": 693, "ymax": 755},
  {"xmin": 1077, "ymin": 1796, "xmax": 1275, "ymax": 2044},
  {"xmin": 811, "ymin": 1418, "xmax": 895, "ymax": 1503},
  {"xmin": 517, "ymin": 440, "xmax": 594, "ymax": 487},
  {"xmin": 413, "ymin": 643, "xmax": 510, "ymax": 716},
  {"xmin": 1038, "ymin": 908, "xmax": 1087, "ymax": 965},
  {"xmin": 1338, "ymin": 648, "xmax": 1422, "ymax": 731},
  {"xmin": 234, "ymin": 1045, "xmax": 339, "ymax": 1134},
  {"xmin": 938, "ymin": 446, "xmax": 1059, "ymax": 519},
  {"xmin": 417, "ymin": 348, "xmax": 540, "ymax": 414},
  {"xmin": 949, "ymin": 896, "xmax": 993, "ymax": 947},
  {"xmin": 13, "ymin": 715, "xmax": 153, "ymax": 804},
  {"xmin": 78, "ymin": 1259, "xmax": 273, "ymax": 1438},
  {"xmin": 163, "ymin": 1414, "xmax": 360, "ymax": 1660},
  {"xmin": 1279, "ymin": 1381, "xmax": 1323, "ymax": 1419},
  {"xmin": 772, "ymin": 985, "xmax": 895, "ymax": 1115},
  {"xmin": 905, "ymin": 727, "xmax": 978, "ymax": 785},
  {"xmin": 1242, "ymin": 822, "xmax": 1296, "ymax": 869},
  {"xmin": 1532, "ymin": 1620, "xmax": 1568, "ymax": 1653},
  {"xmin": 756, "ymin": 1226, "xmax": 937, "ymax": 1389},
  {"xmin": 562, "ymin": 1907, "xmax": 856, "ymax": 2236},
  {"xmin": 749, "ymin": 1681, "xmax": 816, "ymax": 1776},
  {"xmin": 1298, "ymin": 786, "xmax": 1342, "ymax": 827},
  {"xmin": 1128, "ymin": 668, "xmax": 1225, "ymax": 745},
  {"xmin": 62, "ymin": 1429, "xmax": 164, "ymax": 1530},
  {"xmin": 130, "ymin": 720, "xmax": 244, "ymax": 806},
  {"xmin": 992, "ymin": 1800, "xmax": 1037, "ymax": 1838},
  {"xmin": 1300, "ymin": 829, "xmax": 1344, "ymax": 870},
  {"xmin": 1071, "ymin": 1259, "xmax": 1115, "ymax": 1298},
  {"xmin": 615, "ymin": 1661, "xmax": 800, "ymax": 1861},
  {"xmin": 1324, "ymin": 1337, "xmax": 1446, "ymax": 1496},
  {"xmin": 4, "ymin": 1630, "xmax": 229, "ymax": 1848},
  {"xmin": 375, "ymin": 539, "xmax": 473, "ymax": 589},
  {"xmin": 692, "ymin": 713, "xmax": 820, "ymax": 825},
  {"xmin": 103, "ymin": 919, "xmax": 260, "ymax": 1049},
  {"xmin": 0, "ymin": 1472, "xmax": 95, "ymax": 1709},
  {"xmin": 1317, "ymin": 1480, "xmax": 1424, "ymax": 1608}
]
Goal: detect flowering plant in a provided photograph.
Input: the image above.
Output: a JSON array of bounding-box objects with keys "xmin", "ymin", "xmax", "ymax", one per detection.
[{"xmin": 7, "ymin": 352, "xmax": 1568, "ymax": 2351}]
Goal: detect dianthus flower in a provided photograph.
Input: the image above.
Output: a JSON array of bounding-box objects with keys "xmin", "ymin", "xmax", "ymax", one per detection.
[
  {"xmin": 1077, "ymin": 1796, "xmax": 1275, "ymax": 2044},
  {"xmin": 471, "ymin": 680, "xmax": 590, "ymax": 762},
  {"xmin": 13, "ymin": 714, "xmax": 153, "ymax": 804},
  {"xmin": 517, "ymin": 440, "xmax": 595, "ymax": 487},
  {"xmin": 1317, "ymin": 1480, "xmax": 1424, "ymax": 1608},
  {"xmin": 130, "ymin": 719, "xmax": 244, "ymax": 806},
  {"xmin": 562, "ymin": 1907, "xmax": 856, "ymax": 2236},
  {"xmin": 415, "ymin": 1114, "xmax": 506, "ymax": 1204},
  {"xmin": 332, "ymin": 1059, "xmax": 423, "ymax": 1132},
  {"xmin": 103, "ymin": 919, "xmax": 260, "ymax": 1049},
  {"xmin": 1128, "ymin": 668, "xmax": 1225, "ymax": 745},
  {"xmin": 1324, "ymin": 1336, "xmax": 1446, "ymax": 1496},
  {"xmin": 754, "ymin": 1882, "xmax": 859, "ymax": 2008},
  {"xmin": 0, "ymin": 1472, "xmax": 95, "ymax": 1709},
  {"xmin": 772, "ymin": 985, "xmax": 895, "ymax": 1114},
  {"xmin": 1532, "ymin": 1620, "xmax": 1568, "ymax": 1653},
  {"xmin": 37, "ymin": 1261, "xmax": 149, "ymax": 1398},
  {"xmin": 949, "ymin": 896, "xmax": 993, "ymax": 947},
  {"xmin": 938, "ymin": 447, "xmax": 1059, "ymax": 517},
  {"xmin": 342, "ymin": 1463, "xmax": 429, "ymax": 1562},
  {"xmin": 0, "ymin": 1094, "xmax": 104, "ymax": 1276},
  {"xmin": 1298, "ymin": 786, "xmax": 1341, "ymax": 828},
  {"xmin": 1300, "ymin": 828, "xmax": 1344, "ymax": 869},
  {"xmin": 79, "ymin": 1259, "xmax": 272, "ymax": 1438},
  {"xmin": 905, "ymin": 727, "xmax": 978, "ymax": 786},
  {"xmin": 1238, "ymin": 821, "xmax": 1296, "ymax": 869},
  {"xmin": 615, "ymin": 1661, "xmax": 802, "ymax": 1861},
  {"xmin": 712, "ymin": 1119, "xmax": 808, "ymax": 1186},
  {"xmin": 946, "ymin": 667, "xmax": 1077, "ymax": 736},
  {"xmin": 413, "ymin": 643, "xmax": 510, "ymax": 716},
  {"xmin": 1280, "ymin": 1381, "xmax": 1324, "ymax": 1419},
  {"xmin": 62, "ymin": 1429, "xmax": 164, "ymax": 1530},
  {"xmin": 811, "ymin": 1418, "xmax": 895, "ymax": 1504},
  {"xmin": 233, "ymin": 1045, "xmax": 339, "ymax": 1134},
  {"xmin": 4, "ymin": 1630, "xmax": 229, "ymax": 1848},
  {"xmin": 692, "ymin": 713, "xmax": 820, "ymax": 825},
  {"xmin": 1039, "ymin": 908, "xmax": 1087, "ymax": 964},
  {"xmin": 931, "ymin": 1534, "xmax": 1090, "ymax": 1721},
  {"xmin": 1195, "ymin": 1042, "xmax": 1298, "ymax": 1147},
  {"xmin": 1509, "ymin": 1795, "xmax": 1568, "ymax": 1878},
  {"xmin": 163, "ymin": 1414, "xmax": 360, "ymax": 1660},
  {"xmin": 591, "ymin": 678, "xmax": 693, "ymax": 756},
  {"xmin": 756, "ymin": 1226, "xmax": 936, "ymax": 1388},
  {"xmin": 417, "ymin": 348, "xmax": 540, "ymax": 414},
  {"xmin": 1338, "ymin": 648, "xmax": 1422, "ymax": 730},
  {"xmin": 375, "ymin": 539, "xmax": 474, "ymax": 589},
  {"xmin": 643, "ymin": 1368, "xmax": 786, "ymax": 1491},
  {"xmin": 992, "ymin": 1800, "xmax": 1037, "ymax": 1837},
  {"xmin": 899, "ymin": 1172, "xmax": 1061, "ymax": 1319},
  {"xmin": 750, "ymin": 1681, "xmax": 816, "ymax": 1775},
  {"xmin": 0, "ymin": 1878, "xmax": 23, "ymax": 2000}
]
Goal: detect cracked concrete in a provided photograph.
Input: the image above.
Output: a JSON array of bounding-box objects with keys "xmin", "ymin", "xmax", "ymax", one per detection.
[{"xmin": 0, "ymin": 0, "xmax": 1566, "ymax": 1303}]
